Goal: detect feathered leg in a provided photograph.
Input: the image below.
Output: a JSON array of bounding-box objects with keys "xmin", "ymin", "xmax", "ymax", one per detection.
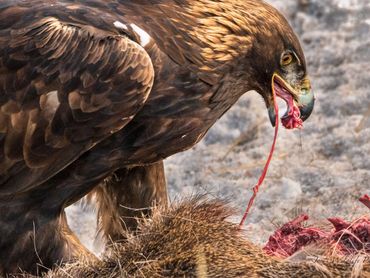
[
  {"xmin": 93, "ymin": 161, "xmax": 168, "ymax": 242},
  {"xmin": 0, "ymin": 204, "xmax": 95, "ymax": 276}
]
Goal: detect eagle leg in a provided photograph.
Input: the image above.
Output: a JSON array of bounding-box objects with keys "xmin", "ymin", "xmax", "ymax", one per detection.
[
  {"xmin": 93, "ymin": 161, "xmax": 168, "ymax": 242},
  {"xmin": 0, "ymin": 205, "xmax": 95, "ymax": 276}
]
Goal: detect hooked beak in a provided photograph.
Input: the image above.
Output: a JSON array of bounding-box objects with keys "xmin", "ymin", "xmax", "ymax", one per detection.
[{"xmin": 268, "ymin": 74, "xmax": 315, "ymax": 129}]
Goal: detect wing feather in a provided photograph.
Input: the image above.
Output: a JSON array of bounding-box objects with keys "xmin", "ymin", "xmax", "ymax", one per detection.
[{"xmin": 0, "ymin": 14, "xmax": 154, "ymax": 195}]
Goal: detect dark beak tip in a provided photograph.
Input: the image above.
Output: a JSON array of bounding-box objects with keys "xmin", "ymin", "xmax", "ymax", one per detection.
[
  {"xmin": 268, "ymin": 107, "xmax": 276, "ymax": 127},
  {"xmin": 299, "ymin": 97, "xmax": 315, "ymax": 122}
]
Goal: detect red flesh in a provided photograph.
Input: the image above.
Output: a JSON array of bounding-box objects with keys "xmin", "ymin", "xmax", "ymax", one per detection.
[
  {"xmin": 263, "ymin": 215, "xmax": 328, "ymax": 257},
  {"xmin": 329, "ymin": 217, "xmax": 370, "ymax": 254},
  {"xmin": 360, "ymin": 194, "xmax": 370, "ymax": 209},
  {"xmin": 264, "ymin": 198, "xmax": 370, "ymax": 257},
  {"xmin": 274, "ymin": 80, "xmax": 303, "ymax": 129}
]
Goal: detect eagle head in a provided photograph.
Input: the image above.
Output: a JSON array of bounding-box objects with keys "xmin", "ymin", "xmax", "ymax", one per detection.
[
  {"xmin": 183, "ymin": 0, "xmax": 315, "ymax": 129},
  {"xmin": 235, "ymin": 4, "xmax": 315, "ymax": 129}
]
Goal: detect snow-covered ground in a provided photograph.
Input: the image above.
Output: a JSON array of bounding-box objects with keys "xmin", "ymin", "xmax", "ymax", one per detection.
[{"xmin": 66, "ymin": 0, "xmax": 370, "ymax": 254}]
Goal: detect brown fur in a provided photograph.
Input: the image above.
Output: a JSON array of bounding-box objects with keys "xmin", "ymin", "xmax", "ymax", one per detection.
[{"xmin": 28, "ymin": 198, "xmax": 368, "ymax": 278}]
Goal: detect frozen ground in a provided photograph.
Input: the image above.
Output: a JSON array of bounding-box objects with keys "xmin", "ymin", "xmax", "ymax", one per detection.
[{"xmin": 66, "ymin": 0, "xmax": 370, "ymax": 253}]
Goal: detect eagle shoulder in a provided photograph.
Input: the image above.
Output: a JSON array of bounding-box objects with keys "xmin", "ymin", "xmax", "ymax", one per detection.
[{"xmin": 0, "ymin": 14, "xmax": 154, "ymax": 194}]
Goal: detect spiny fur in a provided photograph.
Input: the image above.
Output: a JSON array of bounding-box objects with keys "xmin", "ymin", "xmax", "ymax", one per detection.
[{"xmin": 30, "ymin": 197, "xmax": 370, "ymax": 278}]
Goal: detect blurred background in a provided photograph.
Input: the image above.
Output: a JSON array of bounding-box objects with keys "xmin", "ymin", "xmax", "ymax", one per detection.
[{"xmin": 67, "ymin": 0, "xmax": 370, "ymax": 253}]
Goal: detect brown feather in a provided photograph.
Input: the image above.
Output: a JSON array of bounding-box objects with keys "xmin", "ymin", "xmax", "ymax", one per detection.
[{"xmin": 0, "ymin": 14, "xmax": 154, "ymax": 193}]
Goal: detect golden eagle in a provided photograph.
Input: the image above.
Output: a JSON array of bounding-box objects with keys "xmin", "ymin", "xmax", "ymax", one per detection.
[{"xmin": 0, "ymin": 0, "xmax": 314, "ymax": 274}]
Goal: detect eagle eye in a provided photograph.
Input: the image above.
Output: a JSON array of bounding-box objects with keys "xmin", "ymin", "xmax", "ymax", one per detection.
[{"xmin": 281, "ymin": 52, "xmax": 293, "ymax": 66}]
